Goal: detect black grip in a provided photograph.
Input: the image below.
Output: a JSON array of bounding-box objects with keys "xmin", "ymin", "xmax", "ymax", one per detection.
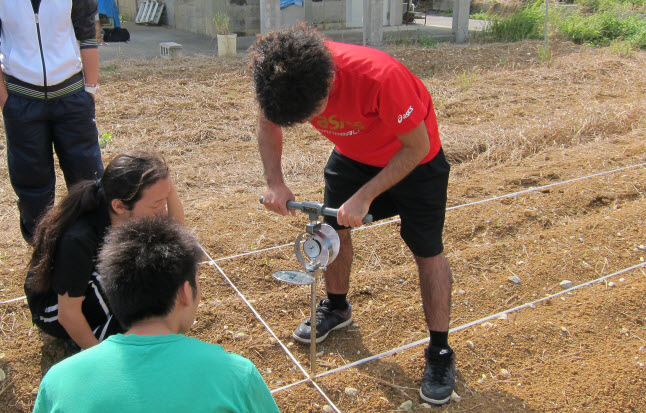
[{"xmin": 260, "ymin": 197, "xmax": 373, "ymax": 224}]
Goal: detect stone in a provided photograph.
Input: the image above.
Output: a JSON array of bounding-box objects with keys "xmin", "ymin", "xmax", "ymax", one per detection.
[
  {"xmin": 233, "ymin": 332, "xmax": 248, "ymax": 340},
  {"xmin": 498, "ymin": 313, "xmax": 509, "ymax": 320},
  {"xmin": 500, "ymin": 368, "xmax": 511, "ymax": 378},
  {"xmin": 608, "ymin": 282, "xmax": 616, "ymax": 288},
  {"xmin": 482, "ymin": 322, "xmax": 494, "ymax": 329},
  {"xmin": 344, "ymin": 387, "xmax": 359, "ymax": 398},
  {"xmin": 398, "ymin": 400, "xmax": 413, "ymax": 411},
  {"xmin": 508, "ymin": 275, "xmax": 521, "ymax": 284},
  {"xmin": 323, "ymin": 406, "xmax": 334, "ymax": 413},
  {"xmin": 466, "ymin": 340, "xmax": 475, "ymax": 349},
  {"xmin": 560, "ymin": 280, "xmax": 574, "ymax": 289},
  {"xmin": 421, "ymin": 402, "xmax": 432, "ymax": 408},
  {"xmin": 450, "ymin": 391, "xmax": 462, "ymax": 402}
]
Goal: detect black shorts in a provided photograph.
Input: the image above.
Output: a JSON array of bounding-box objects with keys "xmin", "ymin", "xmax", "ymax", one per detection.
[{"xmin": 323, "ymin": 148, "xmax": 450, "ymax": 258}]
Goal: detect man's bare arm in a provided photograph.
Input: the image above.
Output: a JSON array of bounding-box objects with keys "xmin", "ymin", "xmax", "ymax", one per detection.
[{"xmin": 337, "ymin": 121, "xmax": 430, "ymax": 227}]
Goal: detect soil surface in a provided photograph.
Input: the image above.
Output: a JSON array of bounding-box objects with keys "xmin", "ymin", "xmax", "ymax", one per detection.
[{"xmin": 1, "ymin": 40, "xmax": 645, "ymax": 412}]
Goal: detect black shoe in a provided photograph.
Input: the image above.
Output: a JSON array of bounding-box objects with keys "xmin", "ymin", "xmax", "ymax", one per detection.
[
  {"xmin": 419, "ymin": 345, "xmax": 456, "ymax": 405},
  {"xmin": 293, "ymin": 299, "xmax": 352, "ymax": 344}
]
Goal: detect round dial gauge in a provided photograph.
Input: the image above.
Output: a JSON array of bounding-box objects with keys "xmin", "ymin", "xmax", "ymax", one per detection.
[{"xmin": 303, "ymin": 238, "xmax": 322, "ymax": 258}]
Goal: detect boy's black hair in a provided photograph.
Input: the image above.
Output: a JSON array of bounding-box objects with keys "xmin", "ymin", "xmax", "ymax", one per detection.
[
  {"xmin": 97, "ymin": 217, "xmax": 204, "ymax": 329},
  {"xmin": 248, "ymin": 23, "xmax": 335, "ymax": 126}
]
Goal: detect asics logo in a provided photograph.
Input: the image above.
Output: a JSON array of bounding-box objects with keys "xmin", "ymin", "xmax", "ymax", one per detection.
[{"xmin": 397, "ymin": 106, "xmax": 414, "ymax": 123}]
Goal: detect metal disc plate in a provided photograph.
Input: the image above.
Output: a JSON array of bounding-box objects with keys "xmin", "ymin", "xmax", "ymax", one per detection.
[{"xmin": 272, "ymin": 270, "xmax": 316, "ymax": 285}]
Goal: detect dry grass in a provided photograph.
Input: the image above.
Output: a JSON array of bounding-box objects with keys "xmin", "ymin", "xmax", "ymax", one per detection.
[{"xmin": 1, "ymin": 40, "xmax": 645, "ymax": 412}]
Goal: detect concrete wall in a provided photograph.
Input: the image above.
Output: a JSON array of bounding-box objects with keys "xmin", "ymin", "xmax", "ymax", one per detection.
[
  {"xmin": 116, "ymin": 0, "xmax": 174, "ymax": 25},
  {"xmin": 118, "ymin": 0, "xmax": 404, "ymax": 37},
  {"xmin": 116, "ymin": 0, "xmax": 138, "ymax": 21}
]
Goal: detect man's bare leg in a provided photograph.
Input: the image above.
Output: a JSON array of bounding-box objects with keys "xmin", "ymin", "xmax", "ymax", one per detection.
[
  {"xmin": 324, "ymin": 228, "xmax": 352, "ymax": 294},
  {"xmin": 417, "ymin": 252, "xmax": 456, "ymax": 405},
  {"xmin": 415, "ymin": 252, "xmax": 452, "ymax": 332}
]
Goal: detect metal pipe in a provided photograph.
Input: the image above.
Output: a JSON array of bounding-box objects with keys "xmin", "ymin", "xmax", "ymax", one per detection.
[{"xmin": 310, "ymin": 278, "xmax": 317, "ymax": 375}]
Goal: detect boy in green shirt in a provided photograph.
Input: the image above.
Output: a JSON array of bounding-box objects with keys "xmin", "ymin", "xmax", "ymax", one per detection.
[{"xmin": 33, "ymin": 217, "xmax": 280, "ymax": 413}]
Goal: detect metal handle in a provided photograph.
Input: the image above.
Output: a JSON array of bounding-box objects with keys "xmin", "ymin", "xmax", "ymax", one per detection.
[{"xmin": 260, "ymin": 197, "xmax": 373, "ymax": 224}]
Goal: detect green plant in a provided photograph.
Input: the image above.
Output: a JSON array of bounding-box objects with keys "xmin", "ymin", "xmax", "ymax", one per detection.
[
  {"xmin": 557, "ymin": 11, "xmax": 644, "ymax": 46},
  {"xmin": 457, "ymin": 70, "xmax": 476, "ymax": 89},
  {"xmin": 100, "ymin": 64, "xmax": 118, "ymax": 72},
  {"xmin": 537, "ymin": 44, "xmax": 552, "ymax": 61},
  {"xmin": 99, "ymin": 131, "xmax": 113, "ymax": 148},
  {"xmin": 417, "ymin": 36, "xmax": 439, "ymax": 47},
  {"xmin": 609, "ymin": 39, "xmax": 634, "ymax": 55},
  {"xmin": 484, "ymin": 2, "xmax": 544, "ymax": 42},
  {"xmin": 212, "ymin": 12, "xmax": 231, "ymax": 35},
  {"xmin": 470, "ymin": 12, "xmax": 494, "ymax": 20}
]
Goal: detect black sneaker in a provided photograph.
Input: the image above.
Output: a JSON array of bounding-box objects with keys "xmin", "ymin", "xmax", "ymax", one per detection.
[
  {"xmin": 293, "ymin": 299, "xmax": 352, "ymax": 344},
  {"xmin": 419, "ymin": 345, "xmax": 456, "ymax": 405}
]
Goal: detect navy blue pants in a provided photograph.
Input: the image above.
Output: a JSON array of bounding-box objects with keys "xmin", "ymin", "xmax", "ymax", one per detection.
[{"xmin": 2, "ymin": 90, "xmax": 103, "ymax": 243}]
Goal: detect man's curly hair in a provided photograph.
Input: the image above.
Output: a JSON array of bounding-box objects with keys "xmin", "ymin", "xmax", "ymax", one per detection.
[{"xmin": 248, "ymin": 24, "xmax": 335, "ymax": 126}]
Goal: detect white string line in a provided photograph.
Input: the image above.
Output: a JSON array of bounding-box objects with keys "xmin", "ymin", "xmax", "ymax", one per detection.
[
  {"xmin": 272, "ymin": 261, "xmax": 646, "ymax": 390},
  {"xmin": 198, "ymin": 245, "xmax": 342, "ymax": 413},
  {"xmin": 201, "ymin": 161, "xmax": 646, "ymax": 259},
  {"xmin": 2, "ymin": 162, "xmax": 644, "ymax": 306},
  {"xmin": 0, "ymin": 296, "xmax": 25, "ymax": 304}
]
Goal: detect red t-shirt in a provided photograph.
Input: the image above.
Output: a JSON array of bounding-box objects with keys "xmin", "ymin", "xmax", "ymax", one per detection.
[{"xmin": 310, "ymin": 41, "xmax": 441, "ymax": 167}]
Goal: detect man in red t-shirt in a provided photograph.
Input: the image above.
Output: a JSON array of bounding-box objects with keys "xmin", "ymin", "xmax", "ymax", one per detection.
[{"xmin": 249, "ymin": 24, "xmax": 456, "ymax": 405}]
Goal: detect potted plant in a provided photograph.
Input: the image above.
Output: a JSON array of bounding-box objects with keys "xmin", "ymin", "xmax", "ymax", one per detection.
[{"xmin": 213, "ymin": 12, "xmax": 236, "ymax": 57}]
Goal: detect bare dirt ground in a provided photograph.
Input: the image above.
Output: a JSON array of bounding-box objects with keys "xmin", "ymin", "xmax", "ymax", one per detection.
[{"xmin": 1, "ymin": 40, "xmax": 645, "ymax": 412}]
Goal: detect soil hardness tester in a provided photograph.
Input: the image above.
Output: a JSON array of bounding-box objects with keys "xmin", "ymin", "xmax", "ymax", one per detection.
[{"xmin": 261, "ymin": 198, "xmax": 372, "ymax": 375}]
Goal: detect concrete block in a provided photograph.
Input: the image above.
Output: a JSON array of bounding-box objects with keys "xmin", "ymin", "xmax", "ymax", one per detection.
[{"xmin": 160, "ymin": 42, "xmax": 183, "ymax": 57}]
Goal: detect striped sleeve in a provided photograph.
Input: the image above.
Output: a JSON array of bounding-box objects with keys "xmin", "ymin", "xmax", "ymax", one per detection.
[
  {"xmin": 71, "ymin": 0, "xmax": 98, "ymax": 48},
  {"xmin": 81, "ymin": 38, "xmax": 99, "ymax": 49}
]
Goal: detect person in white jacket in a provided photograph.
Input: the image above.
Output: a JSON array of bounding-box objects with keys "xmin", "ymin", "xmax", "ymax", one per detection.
[{"xmin": 0, "ymin": 0, "xmax": 102, "ymax": 244}]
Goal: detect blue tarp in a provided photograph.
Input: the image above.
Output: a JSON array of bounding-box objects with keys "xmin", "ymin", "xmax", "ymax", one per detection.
[
  {"xmin": 280, "ymin": 0, "xmax": 303, "ymax": 9},
  {"xmin": 98, "ymin": 0, "xmax": 121, "ymax": 28}
]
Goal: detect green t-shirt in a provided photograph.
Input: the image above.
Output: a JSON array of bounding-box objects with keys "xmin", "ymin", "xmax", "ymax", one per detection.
[{"xmin": 34, "ymin": 334, "xmax": 280, "ymax": 413}]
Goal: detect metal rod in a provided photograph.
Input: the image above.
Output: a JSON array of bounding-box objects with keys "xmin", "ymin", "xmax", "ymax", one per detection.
[{"xmin": 310, "ymin": 279, "xmax": 317, "ymax": 376}]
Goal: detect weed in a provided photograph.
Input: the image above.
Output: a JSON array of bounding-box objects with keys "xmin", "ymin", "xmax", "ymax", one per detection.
[
  {"xmin": 470, "ymin": 12, "xmax": 494, "ymax": 20},
  {"xmin": 537, "ymin": 44, "xmax": 552, "ymax": 61},
  {"xmin": 609, "ymin": 39, "xmax": 635, "ymax": 56},
  {"xmin": 100, "ymin": 64, "xmax": 118, "ymax": 72},
  {"xmin": 99, "ymin": 131, "xmax": 113, "ymax": 148},
  {"xmin": 483, "ymin": 0, "xmax": 646, "ymax": 49},
  {"xmin": 417, "ymin": 36, "xmax": 439, "ymax": 47},
  {"xmin": 457, "ymin": 70, "xmax": 477, "ymax": 89},
  {"xmin": 557, "ymin": 11, "xmax": 644, "ymax": 47},
  {"xmin": 484, "ymin": 2, "xmax": 544, "ymax": 42}
]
